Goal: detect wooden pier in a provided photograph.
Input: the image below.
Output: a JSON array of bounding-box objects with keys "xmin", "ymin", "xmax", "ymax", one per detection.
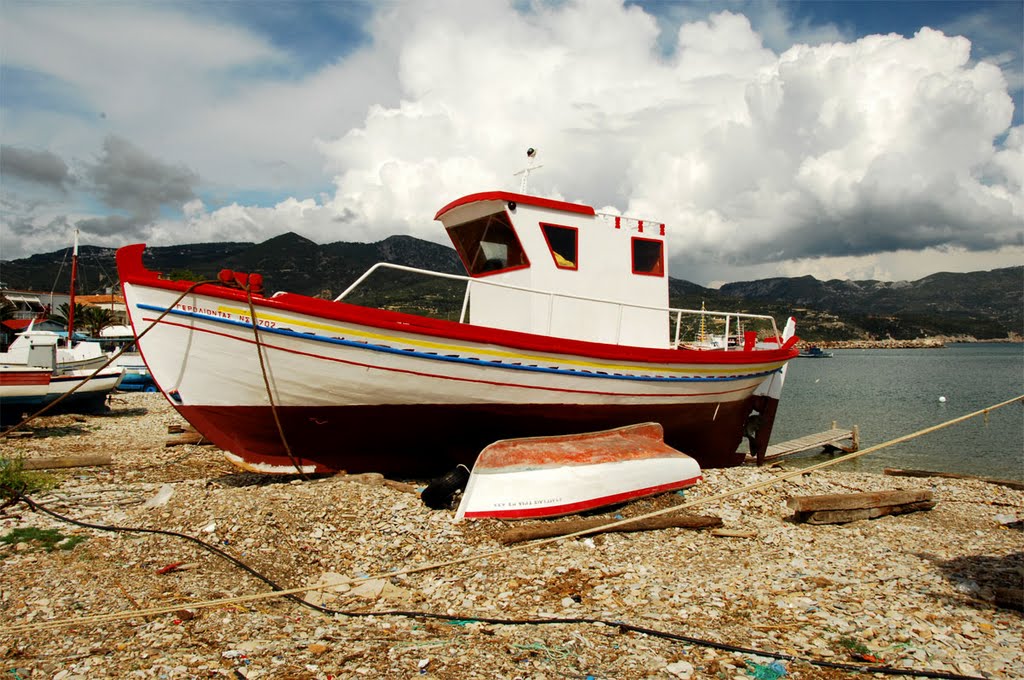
[{"xmin": 745, "ymin": 422, "xmax": 859, "ymax": 465}]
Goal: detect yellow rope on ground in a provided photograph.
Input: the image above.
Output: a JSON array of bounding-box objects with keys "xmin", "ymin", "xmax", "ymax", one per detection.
[{"xmin": 4, "ymin": 394, "xmax": 1022, "ymax": 635}]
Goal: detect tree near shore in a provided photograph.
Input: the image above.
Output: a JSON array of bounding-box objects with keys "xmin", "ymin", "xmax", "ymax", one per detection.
[{"xmin": 50, "ymin": 303, "xmax": 116, "ymax": 338}]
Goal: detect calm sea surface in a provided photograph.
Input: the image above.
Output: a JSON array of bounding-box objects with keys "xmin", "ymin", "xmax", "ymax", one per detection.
[{"xmin": 769, "ymin": 343, "xmax": 1024, "ymax": 481}]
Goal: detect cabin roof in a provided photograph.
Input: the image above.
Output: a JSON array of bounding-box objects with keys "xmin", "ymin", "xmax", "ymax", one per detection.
[
  {"xmin": 434, "ymin": 191, "xmax": 596, "ymax": 222},
  {"xmin": 77, "ymin": 294, "xmax": 124, "ymax": 305},
  {"xmin": 2, "ymin": 319, "xmax": 35, "ymax": 331}
]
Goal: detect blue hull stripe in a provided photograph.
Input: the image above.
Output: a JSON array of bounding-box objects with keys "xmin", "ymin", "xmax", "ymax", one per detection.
[{"xmin": 137, "ymin": 304, "xmax": 779, "ymax": 384}]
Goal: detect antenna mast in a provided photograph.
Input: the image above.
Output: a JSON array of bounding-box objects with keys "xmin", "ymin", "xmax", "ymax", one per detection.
[{"xmin": 512, "ymin": 147, "xmax": 543, "ymax": 193}]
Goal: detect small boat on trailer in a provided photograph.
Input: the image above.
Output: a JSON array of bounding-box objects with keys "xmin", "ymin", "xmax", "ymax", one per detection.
[
  {"xmin": 454, "ymin": 422, "xmax": 701, "ymax": 520},
  {"xmin": 117, "ymin": 188, "xmax": 798, "ymax": 475}
]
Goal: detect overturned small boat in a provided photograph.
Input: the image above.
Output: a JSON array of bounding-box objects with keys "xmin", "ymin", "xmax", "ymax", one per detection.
[
  {"xmin": 117, "ymin": 188, "xmax": 798, "ymax": 475},
  {"xmin": 454, "ymin": 422, "xmax": 701, "ymax": 520}
]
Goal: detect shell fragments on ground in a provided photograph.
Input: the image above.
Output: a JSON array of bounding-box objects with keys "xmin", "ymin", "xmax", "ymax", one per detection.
[{"xmin": 1, "ymin": 393, "xmax": 1022, "ymax": 679}]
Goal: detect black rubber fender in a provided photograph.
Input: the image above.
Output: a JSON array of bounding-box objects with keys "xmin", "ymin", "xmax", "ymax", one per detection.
[{"xmin": 421, "ymin": 465, "xmax": 471, "ymax": 510}]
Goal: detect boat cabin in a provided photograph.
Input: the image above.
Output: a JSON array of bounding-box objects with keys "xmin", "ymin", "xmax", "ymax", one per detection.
[{"xmin": 434, "ymin": 191, "xmax": 670, "ymax": 349}]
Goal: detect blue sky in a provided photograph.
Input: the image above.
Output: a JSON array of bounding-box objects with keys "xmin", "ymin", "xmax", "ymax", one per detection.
[{"xmin": 1, "ymin": 0, "xmax": 1021, "ymax": 286}]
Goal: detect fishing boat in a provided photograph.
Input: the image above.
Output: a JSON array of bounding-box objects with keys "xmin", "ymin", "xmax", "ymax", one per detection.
[
  {"xmin": 798, "ymin": 346, "xmax": 834, "ymax": 358},
  {"xmin": 454, "ymin": 422, "xmax": 702, "ymax": 520},
  {"xmin": 110, "ymin": 357, "xmax": 156, "ymax": 392},
  {"xmin": 1, "ymin": 230, "xmax": 109, "ymax": 374},
  {"xmin": 0, "ymin": 330, "xmax": 124, "ymax": 413},
  {"xmin": 99, "ymin": 326, "xmax": 157, "ymax": 392},
  {"xmin": 0, "ymin": 231, "xmax": 124, "ymax": 416},
  {"xmin": 117, "ymin": 189, "xmax": 799, "ymax": 475},
  {"xmin": 41, "ymin": 367, "xmax": 125, "ymax": 413},
  {"xmin": 2, "ymin": 325, "xmax": 108, "ymax": 373},
  {"xmin": 0, "ymin": 365, "xmax": 52, "ymax": 425}
]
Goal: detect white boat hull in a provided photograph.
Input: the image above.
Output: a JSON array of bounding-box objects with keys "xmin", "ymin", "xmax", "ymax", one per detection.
[
  {"xmin": 42, "ymin": 368, "xmax": 124, "ymax": 413},
  {"xmin": 0, "ymin": 366, "xmax": 52, "ymax": 422},
  {"xmin": 455, "ymin": 423, "xmax": 701, "ymax": 520},
  {"xmin": 118, "ymin": 244, "xmax": 798, "ymax": 474}
]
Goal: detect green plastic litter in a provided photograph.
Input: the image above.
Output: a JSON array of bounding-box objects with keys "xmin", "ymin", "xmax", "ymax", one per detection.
[
  {"xmin": 744, "ymin": 660, "xmax": 787, "ymax": 679},
  {"xmin": 444, "ymin": 619, "xmax": 479, "ymax": 627}
]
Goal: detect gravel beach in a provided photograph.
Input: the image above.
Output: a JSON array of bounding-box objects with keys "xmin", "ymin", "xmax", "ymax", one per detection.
[{"xmin": 2, "ymin": 393, "xmax": 1021, "ymax": 679}]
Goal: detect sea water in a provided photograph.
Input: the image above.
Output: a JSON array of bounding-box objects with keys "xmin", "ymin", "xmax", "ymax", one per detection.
[{"xmin": 769, "ymin": 343, "xmax": 1024, "ymax": 481}]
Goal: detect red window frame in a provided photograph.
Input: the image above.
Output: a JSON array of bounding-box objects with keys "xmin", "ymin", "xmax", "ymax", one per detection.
[
  {"xmin": 540, "ymin": 223, "xmax": 579, "ymax": 270},
  {"xmin": 446, "ymin": 210, "xmax": 531, "ymax": 278},
  {"xmin": 631, "ymin": 237, "xmax": 664, "ymax": 277}
]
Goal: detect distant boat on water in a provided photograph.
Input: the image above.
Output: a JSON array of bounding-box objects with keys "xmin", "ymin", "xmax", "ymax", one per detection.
[{"xmin": 798, "ymin": 346, "xmax": 834, "ymax": 358}]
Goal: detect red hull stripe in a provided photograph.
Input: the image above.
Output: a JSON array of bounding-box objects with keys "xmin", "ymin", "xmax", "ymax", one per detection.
[
  {"xmin": 146, "ymin": 316, "xmax": 758, "ymax": 400},
  {"xmin": 462, "ymin": 476, "xmax": 702, "ymax": 519},
  {"xmin": 117, "ymin": 244, "xmax": 798, "ymax": 367},
  {"xmin": 0, "ymin": 374, "xmax": 51, "ymax": 386},
  {"xmin": 139, "ymin": 306, "xmax": 778, "ymax": 384}
]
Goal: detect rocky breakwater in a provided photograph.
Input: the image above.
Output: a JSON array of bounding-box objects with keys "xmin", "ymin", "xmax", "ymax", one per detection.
[
  {"xmin": 1, "ymin": 393, "xmax": 1022, "ymax": 679},
  {"xmin": 808, "ymin": 338, "xmax": 948, "ymax": 350}
]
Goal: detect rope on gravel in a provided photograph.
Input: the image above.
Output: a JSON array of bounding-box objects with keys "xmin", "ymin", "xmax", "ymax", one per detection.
[{"xmin": 4, "ymin": 394, "xmax": 1020, "ymax": 638}]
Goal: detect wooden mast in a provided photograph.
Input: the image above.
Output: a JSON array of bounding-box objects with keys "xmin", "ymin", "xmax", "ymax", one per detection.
[{"xmin": 67, "ymin": 228, "xmax": 79, "ymax": 347}]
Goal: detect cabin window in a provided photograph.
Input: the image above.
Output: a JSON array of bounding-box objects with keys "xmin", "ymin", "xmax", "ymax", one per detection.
[
  {"xmin": 540, "ymin": 223, "xmax": 578, "ymax": 270},
  {"xmin": 446, "ymin": 210, "xmax": 529, "ymax": 276},
  {"xmin": 631, "ymin": 237, "xmax": 664, "ymax": 276}
]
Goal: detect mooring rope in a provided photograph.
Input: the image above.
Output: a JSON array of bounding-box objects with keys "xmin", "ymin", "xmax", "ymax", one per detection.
[
  {"xmin": 4, "ymin": 394, "xmax": 1021, "ymax": 636},
  {"xmin": 242, "ymin": 284, "xmax": 309, "ymax": 479}
]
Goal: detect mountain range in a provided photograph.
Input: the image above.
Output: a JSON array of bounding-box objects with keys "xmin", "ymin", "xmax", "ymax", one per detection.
[{"xmin": 1, "ymin": 232, "xmax": 1020, "ymax": 341}]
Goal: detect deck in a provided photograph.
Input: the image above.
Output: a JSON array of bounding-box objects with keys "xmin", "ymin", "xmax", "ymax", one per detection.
[{"xmin": 745, "ymin": 423, "xmax": 859, "ymax": 464}]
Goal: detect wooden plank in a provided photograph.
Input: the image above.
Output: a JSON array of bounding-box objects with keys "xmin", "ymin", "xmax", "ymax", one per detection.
[
  {"xmin": 745, "ymin": 426, "xmax": 859, "ymax": 464},
  {"xmin": 992, "ymin": 588, "xmax": 1024, "ymax": 612},
  {"xmin": 797, "ymin": 500, "xmax": 936, "ymax": 525},
  {"xmin": 165, "ymin": 432, "xmax": 211, "ymax": 447},
  {"xmin": 884, "ymin": 468, "xmax": 1024, "ymax": 491},
  {"xmin": 19, "ymin": 455, "xmax": 112, "ymax": 470},
  {"xmin": 499, "ymin": 514, "xmax": 722, "ymax": 545},
  {"xmin": 787, "ymin": 489, "xmax": 932, "ymax": 512},
  {"xmin": 710, "ymin": 528, "xmax": 758, "ymax": 538},
  {"xmin": 764, "ymin": 428, "xmax": 855, "ymax": 457}
]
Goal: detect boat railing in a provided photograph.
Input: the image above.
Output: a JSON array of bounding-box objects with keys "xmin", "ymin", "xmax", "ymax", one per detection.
[{"xmin": 336, "ymin": 262, "xmax": 781, "ymax": 349}]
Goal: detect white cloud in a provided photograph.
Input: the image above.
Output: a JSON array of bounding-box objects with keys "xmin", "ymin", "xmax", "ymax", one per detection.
[
  {"xmin": 1, "ymin": 0, "xmax": 1020, "ymax": 287},
  {"xmin": 298, "ymin": 6, "xmax": 1019, "ymax": 272},
  {"xmin": 0, "ymin": 2, "xmax": 397, "ymax": 194}
]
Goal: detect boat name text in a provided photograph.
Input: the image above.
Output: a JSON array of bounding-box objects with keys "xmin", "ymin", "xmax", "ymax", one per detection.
[{"xmin": 175, "ymin": 304, "xmax": 277, "ymax": 328}]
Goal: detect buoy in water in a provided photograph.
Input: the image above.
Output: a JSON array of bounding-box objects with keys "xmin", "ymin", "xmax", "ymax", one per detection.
[{"xmin": 938, "ymin": 396, "xmax": 947, "ymax": 403}]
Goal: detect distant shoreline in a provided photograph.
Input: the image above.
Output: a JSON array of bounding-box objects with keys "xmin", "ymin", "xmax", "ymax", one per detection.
[{"xmin": 802, "ymin": 335, "xmax": 1022, "ymax": 350}]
